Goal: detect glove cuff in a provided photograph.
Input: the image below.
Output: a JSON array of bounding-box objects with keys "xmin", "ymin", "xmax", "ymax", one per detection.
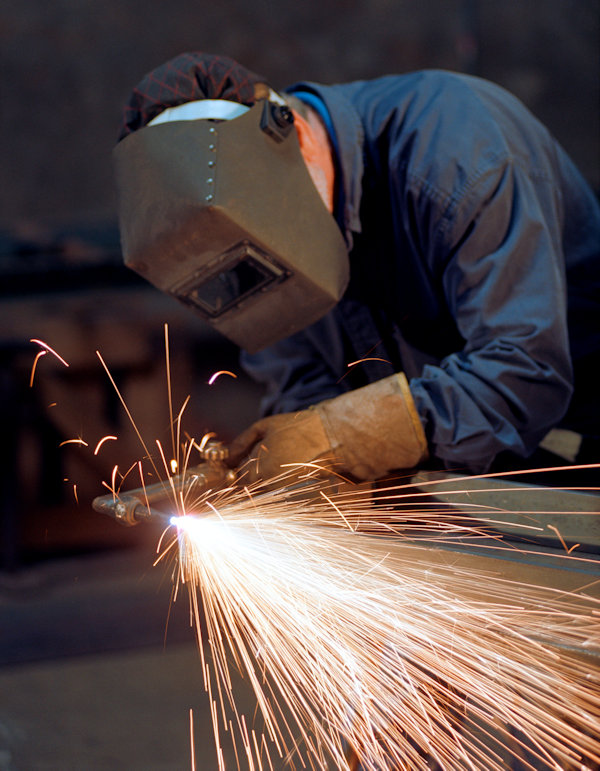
[{"xmin": 315, "ymin": 373, "xmax": 428, "ymax": 480}]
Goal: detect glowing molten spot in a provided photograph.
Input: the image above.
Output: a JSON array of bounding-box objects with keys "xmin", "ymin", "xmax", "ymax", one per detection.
[{"xmin": 171, "ymin": 514, "xmax": 232, "ymax": 555}]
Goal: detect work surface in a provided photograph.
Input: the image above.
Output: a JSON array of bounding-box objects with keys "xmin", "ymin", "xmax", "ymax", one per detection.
[{"xmin": 0, "ymin": 547, "xmax": 261, "ymax": 771}]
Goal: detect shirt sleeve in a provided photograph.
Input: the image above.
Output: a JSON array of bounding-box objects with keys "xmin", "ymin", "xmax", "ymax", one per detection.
[
  {"xmin": 410, "ymin": 158, "xmax": 574, "ymax": 472},
  {"xmin": 240, "ymin": 312, "xmax": 350, "ymax": 416}
]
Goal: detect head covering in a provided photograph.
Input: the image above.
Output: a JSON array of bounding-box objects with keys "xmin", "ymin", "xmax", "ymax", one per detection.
[{"xmin": 118, "ymin": 52, "xmax": 266, "ymax": 140}]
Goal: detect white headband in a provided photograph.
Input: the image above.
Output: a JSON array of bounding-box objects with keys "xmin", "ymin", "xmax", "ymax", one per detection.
[
  {"xmin": 148, "ymin": 99, "xmax": 250, "ymax": 126},
  {"xmin": 147, "ymin": 89, "xmax": 288, "ymax": 127}
]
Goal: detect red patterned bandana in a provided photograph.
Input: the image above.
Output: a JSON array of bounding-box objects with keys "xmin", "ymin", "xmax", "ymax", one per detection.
[{"xmin": 118, "ymin": 52, "xmax": 266, "ymax": 140}]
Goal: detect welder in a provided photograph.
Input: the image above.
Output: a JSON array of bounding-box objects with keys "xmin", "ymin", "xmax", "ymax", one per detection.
[{"xmin": 114, "ymin": 52, "xmax": 600, "ymax": 483}]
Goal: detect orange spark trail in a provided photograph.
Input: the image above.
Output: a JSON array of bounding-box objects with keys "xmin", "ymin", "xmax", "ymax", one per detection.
[
  {"xmin": 93, "ymin": 435, "xmax": 117, "ymax": 455},
  {"xmin": 30, "ymin": 339, "xmax": 70, "ymax": 368},
  {"xmin": 547, "ymin": 523, "xmax": 581, "ymax": 554},
  {"xmin": 29, "ymin": 350, "xmax": 47, "ymax": 387},
  {"xmin": 189, "ymin": 708, "xmax": 196, "ymax": 771},
  {"xmin": 59, "ymin": 438, "xmax": 89, "ymax": 448},
  {"xmin": 111, "ymin": 465, "xmax": 119, "ymax": 494},
  {"xmin": 346, "ymin": 357, "xmax": 391, "ymax": 368},
  {"xmin": 208, "ymin": 370, "xmax": 237, "ymax": 385},
  {"xmin": 100, "ymin": 465, "xmax": 120, "ymax": 500},
  {"xmin": 198, "ymin": 432, "xmax": 217, "ymax": 451},
  {"xmin": 164, "ymin": 324, "xmax": 177, "ymax": 469},
  {"xmin": 96, "ymin": 350, "xmax": 160, "ymax": 481}
]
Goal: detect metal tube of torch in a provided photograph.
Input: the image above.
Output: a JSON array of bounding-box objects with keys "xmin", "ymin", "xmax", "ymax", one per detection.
[{"xmin": 92, "ymin": 441, "xmax": 236, "ymax": 526}]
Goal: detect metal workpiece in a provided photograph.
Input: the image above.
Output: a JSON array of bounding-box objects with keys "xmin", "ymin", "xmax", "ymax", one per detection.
[
  {"xmin": 403, "ymin": 470, "xmax": 600, "ymax": 553},
  {"xmin": 92, "ymin": 441, "xmax": 236, "ymax": 526}
]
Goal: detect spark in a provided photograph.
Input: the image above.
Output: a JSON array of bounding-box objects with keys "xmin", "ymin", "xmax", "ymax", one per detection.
[
  {"xmin": 320, "ymin": 489, "xmax": 355, "ymax": 531},
  {"xmin": 73, "ymin": 484, "xmax": 79, "ymax": 505},
  {"xmin": 174, "ymin": 395, "xmax": 191, "ymax": 479},
  {"xmin": 197, "ymin": 432, "xmax": 217, "ymax": 451},
  {"xmin": 190, "ymin": 708, "xmax": 196, "ymax": 771},
  {"xmin": 164, "ymin": 324, "xmax": 177, "ymax": 473},
  {"xmin": 164, "ymin": 467, "xmax": 600, "ymax": 771},
  {"xmin": 29, "ymin": 350, "xmax": 47, "ymax": 387},
  {"xmin": 100, "ymin": 464, "xmax": 120, "ymax": 501},
  {"xmin": 547, "ymin": 523, "xmax": 581, "ymax": 554},
  {"xmin": 96, "ymin": 350, "xmax": 163, "ymax": 483},
  {"xmin": 136, "ymin": 460, "xmax": 153, "ymax": 520},
  {"xmin": 93, "ymin": 435, "xmax": 117, "ymax": 455},
  {"xmin": 346, "ymin": 357, "xmax": 391, "ymax": 368},
  {"xmin": 338, "ymin": 351, "xmax": 392, "ymax": 383},
  {"xmin": 30, "ymin": 339, "xmax": 70, "ymax": 368},
  {"xmin": 59, "ymin": 438, "xmax": 89, "ymax": 448},
  {"xmin": 171, "ymin": 459, "xmax": 178, "ymax": 474},
  {"xmin": 208, "ymin": 370, "xmax": 238, "ymax": 385}
]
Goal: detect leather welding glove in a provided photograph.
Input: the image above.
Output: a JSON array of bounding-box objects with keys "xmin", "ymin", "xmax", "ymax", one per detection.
[{"xmin": 227, "ymin": 373, "xmax": 428, "ymax": 483}]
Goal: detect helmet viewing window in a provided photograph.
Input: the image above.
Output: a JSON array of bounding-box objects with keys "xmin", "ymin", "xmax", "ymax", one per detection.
[{"xmin": 175, "ymin": 242, "xmax": 287, "ymax": 318}]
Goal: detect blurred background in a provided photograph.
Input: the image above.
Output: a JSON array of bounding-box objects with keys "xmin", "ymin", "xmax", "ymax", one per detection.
[{"xmin": 0, "ymin": 1, "xmax": 598, "ymax": 768}]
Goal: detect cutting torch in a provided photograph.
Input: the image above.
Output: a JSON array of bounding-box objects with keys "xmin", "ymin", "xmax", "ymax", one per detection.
[
  {"xmin": 92, "ymin": 440, "xmax": 237, "ymax": 526},
  {"xmin": 93, "ymin": 444, "xmax": 599, "ymax": 554}
]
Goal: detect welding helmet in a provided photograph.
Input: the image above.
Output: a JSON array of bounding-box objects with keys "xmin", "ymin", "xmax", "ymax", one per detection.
[{"xmin": 113, "ymin": 94, "xmax": 349, "ymax": 353}]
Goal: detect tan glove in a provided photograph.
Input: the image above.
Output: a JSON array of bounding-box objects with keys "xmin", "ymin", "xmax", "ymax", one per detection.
[{"xmin": 227, "ymin": 373, "xmax": 428, "ymax": 483}]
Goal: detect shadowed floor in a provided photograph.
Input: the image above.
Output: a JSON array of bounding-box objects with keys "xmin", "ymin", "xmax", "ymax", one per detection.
[{"xmin": 0, "ymin": 547, "xmax": 273, "ymax": 771}]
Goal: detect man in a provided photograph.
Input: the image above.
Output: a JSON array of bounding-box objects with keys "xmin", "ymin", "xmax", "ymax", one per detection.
[{"xmin": 115, "ymin": 52, "xmax": 600, "ymax": 483}]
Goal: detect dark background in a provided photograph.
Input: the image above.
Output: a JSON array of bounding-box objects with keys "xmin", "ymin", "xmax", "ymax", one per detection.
[
  {"xmin": 0, "ymin": 0, "xmax": 598, "ymax": 564},
  {"xmin": 1, "ymin": 0, "xmax": 598, "ymax": 231}
]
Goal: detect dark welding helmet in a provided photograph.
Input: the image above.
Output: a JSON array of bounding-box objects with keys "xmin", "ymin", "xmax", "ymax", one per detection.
[{"xmin": 113, "ymin": 96, "xmax": 349, "ymax": 353}]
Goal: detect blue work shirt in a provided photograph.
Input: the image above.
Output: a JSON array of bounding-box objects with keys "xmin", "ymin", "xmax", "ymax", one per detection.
[{"xmin": 242, "ymin": 71, "xmax": 600, "ymax": 473}]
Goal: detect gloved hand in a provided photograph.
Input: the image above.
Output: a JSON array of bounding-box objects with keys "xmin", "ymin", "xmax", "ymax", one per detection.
[{"xmin": 227, "ymin": 373, "xmax": 428, "ymax": 483}]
